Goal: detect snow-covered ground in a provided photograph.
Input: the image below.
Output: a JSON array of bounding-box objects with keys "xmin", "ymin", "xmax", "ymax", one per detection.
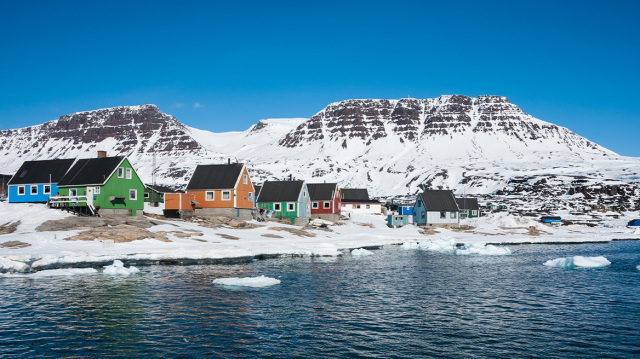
[{"xmin": 0, "ymin": 202, "xmax": 639, "ymax": 273}]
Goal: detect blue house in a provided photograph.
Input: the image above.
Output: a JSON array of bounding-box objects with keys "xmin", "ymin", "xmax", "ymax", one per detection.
[
  {"xmin": 413, "ymin": 190, "xmax": 460, "ymax": 226},
  {"xmin": 8, "ymin": 159, "xmax": 75, "ymax": 203}
]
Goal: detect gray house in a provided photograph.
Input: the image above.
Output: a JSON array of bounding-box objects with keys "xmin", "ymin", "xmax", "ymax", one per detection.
[{"xmin": 413, "ymin": 190, "xmax": 460, "ymax": 226}]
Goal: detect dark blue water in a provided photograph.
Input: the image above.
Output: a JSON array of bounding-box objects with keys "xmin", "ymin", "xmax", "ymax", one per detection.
[{"xmin": 1, "ymin": 241, "xmax": 640, "ymax": 358}]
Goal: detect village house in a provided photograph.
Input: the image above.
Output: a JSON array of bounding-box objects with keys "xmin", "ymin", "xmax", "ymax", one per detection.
[
  {"xmin": 455, "ymin": 197, "xmax": 480, "ymax": 218},
  {"xmin": 340, "ymin": 188, "xmax": 382, "ymax": 215},
  {"xmin": 7, "ymin": 159, "xmax": 75, "ymax": 203},
  {"xmin": 144, "ymin": 184, "xmax": 179, "ymax": 205},
  {"xmin": 256, "ymin": 180, "xmax": 310, "ymax": 225},
  {"xmin": 177, "ymin": 162, "xmax": 255, "ymax": 220},
  {"xmin": 307, "ymin": 183, "xmax": 341, "ymax": 221},
  {"xmin": 413, "ymin": 190, "xmax": 460, "ymax": 226},
  {"xmin": 55, "ymin": 152, "xmax": 144, "ymax": 217}
]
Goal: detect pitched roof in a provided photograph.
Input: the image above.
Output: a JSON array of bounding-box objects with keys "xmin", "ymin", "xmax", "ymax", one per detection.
[
  {"xmin": 341, "ymin": 188, "xmax": 380, "ymax": 203},
  {"xmin": 58, "ymin": 157, "xmax": 125, "ymax": 186},
  {"xmin": 257, "ymin": 180, "xmax": 304, "ymax": 203},
  {"xmin": 186, "ymin": 163, "xmax": 245, "ymax": 190},
  {"xmin": 419, "ymin": 190, "xmax": 459, "ymax": 211},
  {"xmin": 8, "ymin": 159, "xmax": 76, "ymax": 185},
  {"xmin": 455, "ymin": 197, "xmax": 479, "ymax": 211},
  {"xmin": 145, "ymin": 184, "xmax": 177, "ymax": 194},
  {"xmin": 307, "ymin": 183, "xmax": 338, "ymax": 201},
  {"xmin": 254, "ymin": 185, "xmax": 262, "ymax": 198}
]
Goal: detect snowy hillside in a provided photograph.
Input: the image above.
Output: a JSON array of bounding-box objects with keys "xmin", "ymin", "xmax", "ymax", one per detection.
[{"xmin": 0, "ymin": 97, "xmax": 639, "ymax": 196}]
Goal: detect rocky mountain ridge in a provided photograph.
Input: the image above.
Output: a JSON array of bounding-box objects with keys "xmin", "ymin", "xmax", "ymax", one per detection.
[{"xmin": 0, "ymin": 97, "xmax": 638, "ymax": 198}]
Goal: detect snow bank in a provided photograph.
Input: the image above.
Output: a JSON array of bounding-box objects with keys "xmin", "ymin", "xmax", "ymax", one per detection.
[
  {"xmin": 417, "ymin": 238, "xmax": 456, "ymax": 253},
  {"xmin": 213, "ymin": 275, "xmax": 281, "ymax": 288},
  {"xmin": 351, "ymin": 248, "xmax": 374, "ymax": 257},
  {"xmin": 2, "ymin": 268, "xmax": 98, "ymax": 278},
  {"xmin": 634, "ymin": 228, "xmax": 640, "ymax": 235},
  {"xmin": 543, "ymin": 256, "xmax": 611, "ymax": 269},
  {"xmin": 401, "ymin": 241, "xmax": 419, "ymax": 249},
  {"xmin": 103, "ymin": 260, "xmax": 140, "ymax": 276},
  {"xmin": 0, "ymin": 256, "xmax": 30, "ymax": 272},
  {"xmin": 455, "ymin": 243, "xmax": 512, "ymax": 256}
]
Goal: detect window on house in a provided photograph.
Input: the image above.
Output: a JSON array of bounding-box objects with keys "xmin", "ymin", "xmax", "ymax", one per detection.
[
  {"xmin": 352, "ymin": 204, "xmax": 356, "ymax": 209},
  {"xmin": 144, "ymin": 192, "xmax": 150, "ymax": 199},
  {"xmin": 366, "ymin": 205, "xmax": 370, "ymax": 209},
  {"xmin": 288, "ymin": 203, "xmax": 295, "ymax": 211},
  {"xmin": 206, "ymin": 191, "xmax": 215, "ymax": 201},
  {"xmin": 126, "ymin": 168, "xmax": 132, "ymax": 179},
  {"xmin": 417, "ymin": 200, "xmax": 422, "ymax": 207},
  {"xmin": 312, "ymin": 202, "xmax": 319, "ymax": 209},
  {"xmin": 44, "ymin": 185, "xmax": 51, "ymax": 195},
  {"xmin": 248, "ymin": 192, "xmax": 253, "ymax": 201},
  {"xmin": 243, "ymin": 174, "xmax": 248, "ymax": 184},
  {"xmin": 19, "ymin": 170, "xmax": 27, "ymax": 178},
  {"xmin": 324, "ymin": 202, "xmax": 330, "ymax": 209},
  {"xmin": 94, "ymin": 186, "xmax": 100, "ymax": 194},
  {"xmin": 472, "ymin": 210, "xmax": 478, "ymax": 216},
  {"xmin": 274, "ymin": 203, "xmax": 281, "ymax": 211},
  {"xmin": 129, "ymin": 189, "xmax": 137, "ymax": 200},
  {"xmin": 118, "ymin": 167, "xmax": 124, "ymax": 178},
  {"xmin": 70, "ymin": 189, "xmax": 77, "ymax": 197},
  {"xmin": 440, "ymin": 211, "xmax": 446, "ymax": 219},
  {"xmin": 421, "ymin": 211, "xmax": 426, "ymax": 218},
  {"xmin": 451, "ymin": 212, "xmax": 457, "ymax": 219},
  {"xmin": 222, "ymin": 191, "xmax": 231, "ymax": 200},
  {"xmin": 18, "ymin": 186, "xmax": 25, "ymax": 195},
  {"xmin": 356, "ymin": 204, "xmax": 361, "ymax": 209},
  {"xmin": 31, "ymin": 186, "xmax": 38, "ymax": 195},
  {"xmin": 303, "ymin": 190, "xmax": 307, "ymax": 198}
]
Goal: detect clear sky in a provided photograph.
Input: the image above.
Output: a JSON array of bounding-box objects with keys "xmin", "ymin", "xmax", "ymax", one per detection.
[{"xmin": 1, "ymin": 0, "xmax": 638, "ymax": 156}]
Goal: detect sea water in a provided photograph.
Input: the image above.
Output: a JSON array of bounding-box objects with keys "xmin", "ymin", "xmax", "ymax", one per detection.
[{"xmin": 1, "ymin": 241, "xmax": 639, "ymax": 358}]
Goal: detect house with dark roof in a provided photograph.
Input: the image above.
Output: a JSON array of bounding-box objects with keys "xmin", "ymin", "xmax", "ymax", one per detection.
[
  {"xmin": 55, "ymin": 153, "xmax": 144, "ymax": 217},
  {"xmin": 7, "ymin": 159, "xmax": 75, "ymax": 203},
  {"xmin": 414, "ymin": 190, "xmax": 459, "ymax": 226},
  {"xmin": 171, "ymin": 162, "xmax": 255, "ymax": 219},
  {"xmin": 256, "ymin": 180, "xmax": 310, "ymax": 225},
  {"xmin": 340, "ymin": 188, "xmax": 382, "ymax": 215},
  {"xmin": 455, "ymin": 197, "xmax": 480, "ymax": 218},
  {"xmin": 144, "ymin": 184, "xmax": 178, "ymax": 204},
  {"xmin": 307, "ymin": 183, "xmax": 341, "ymax": 221}
]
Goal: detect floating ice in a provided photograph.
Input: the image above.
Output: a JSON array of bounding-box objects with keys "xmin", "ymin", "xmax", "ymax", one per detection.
[
  {"xmin": 103, "ymin": 260, "xmax": 140, "ymax": 276},
  {"xmin": 401, "ymin": 241, "xmax": 419, "ymax": 250},
  {"xmin": 351, "ymin": 248, "xmax": 374, "ymax": 257},
  {"xmin": 3, "ymin": 268, "xmax": 98, "ymax": 278},
  {"xmin": 636, "ymin": 265, "xmax": 640, "ymax": 271},
  {"xmin": 417, "ymin": 238, "xmax": 457, "ymax": 253},
  {"xmin": 543, "ymin": 256, "xmax": 611, "ymax": 269},
  {"xmin": 213, "ymin": 275, "xmax": 281, "ymax": 288},
  {"xmin": 455, "ymin": 243, "xmax": 512, "ymax": 256}
]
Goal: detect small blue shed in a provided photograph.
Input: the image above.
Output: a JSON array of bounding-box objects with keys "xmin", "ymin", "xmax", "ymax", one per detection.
[
  {"xmin": 387, "ymin": 214, "xmax": 409, "ymax": 227},
  {"xmin": 398, "ymin": 206, "xmax": 414, "ymax": 215},
  {"xmin": 8, "ymin": 159, "xmax": 75, "ymax": 203},
  {"xmin": 540, "ymin": 216, "xmax": 562, "ymax": 224}
]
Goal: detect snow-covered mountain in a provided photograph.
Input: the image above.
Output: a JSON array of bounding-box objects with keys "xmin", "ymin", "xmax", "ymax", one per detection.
[{"xmin": 1, "ymin": 97, "xmax": 638, "ymax": 196}]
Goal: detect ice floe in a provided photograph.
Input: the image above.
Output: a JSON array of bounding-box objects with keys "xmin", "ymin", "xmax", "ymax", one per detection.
[
  {"xmin": 103, "ymin": 260, "xmax": 140, "ymax": 276},
  {"xmin": 212, "ymin": 275, "xmax": 281, "ymax": 288},
  {"xmin": 417, "ymin": 238, "xmax": 457, "ymax": 253},
  {"xmin": 351, "ymin": 248, "xmax": 374, "ymax": 256},
  {"xmin": 455, "ymin": 243, "xmax": 512, "ymax": 256},
  {"xmin": 543, "ymin": 256, "xmax": 611, "ymax": 269}
]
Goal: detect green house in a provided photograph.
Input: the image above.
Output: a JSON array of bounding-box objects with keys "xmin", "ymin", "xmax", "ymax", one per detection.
[
  {"xmin": 56, "ymin": 156, "xmax": 144, "ymax": 217},
  {"xmin": 144, "ymin": 184, "xmax": 176, "ymax": 203},
  {"xmin": 256, "ymin": 180, "xmax": 311, "ymax": 224},
  {"xmin": 455, "ymin": 197, "xmax": 480, "ymax": 218}
]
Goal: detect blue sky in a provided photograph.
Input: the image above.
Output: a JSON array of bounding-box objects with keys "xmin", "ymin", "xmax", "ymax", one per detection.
[{"xmin": 1, "ymin": 0, "xmax": 638, "ymax": 156}]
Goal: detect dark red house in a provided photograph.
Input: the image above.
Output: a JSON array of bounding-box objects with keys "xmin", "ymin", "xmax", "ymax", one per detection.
[{"xmin": 307, "ymin": 183, "xmax": 341, "ymax": 221}]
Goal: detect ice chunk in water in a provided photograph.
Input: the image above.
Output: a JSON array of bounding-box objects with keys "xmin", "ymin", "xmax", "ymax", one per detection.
[
  {"xmin": 543, "ymin": 256, "xmax": 611, "ymax": 269},
  {"xmin": 103, "ymin": 260, "xmax": 140, "ymax": 276},
  {"xmin": 418, "ymin": 238, "xmax": 456, "ymax": 253},
  {"xmin": 351, "ymin": 248, "xmax": 374, "ymax": 257},
  {"xmin": 455, "ymin": 243, "xmax": 512, "ymax": 256},
  {"xmin": 213, "ymin": 275, "xmax": 281, "ymax": 288}
]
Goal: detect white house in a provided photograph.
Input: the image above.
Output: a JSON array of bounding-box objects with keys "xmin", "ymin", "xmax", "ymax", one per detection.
[
  {"xmin": 340, "ymin": 188, "xmax": 382, "ymax": 215},
  {"xmin": 413, "ymin": 190, "xmax": 460, "ymax": 226}
]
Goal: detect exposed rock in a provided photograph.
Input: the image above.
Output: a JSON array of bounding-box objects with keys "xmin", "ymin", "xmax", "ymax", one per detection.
[
  {"xmin": 0, "ymin": 221, "xmax": 20, "ymax": 235},
  {"xmin": 64, "ymin": 224, "xmax": 169, "ymax": 243},
  {"xmin": 261, "ymin": 233, "xmax": 283, "ymax": 238},
  {"xmin": 36, "ymin": 216, "xmax": 154, "ymax": 232},
  {"xmin": 268, "ymin": 226, "xmax": 316, "ymax": 238},
  {"xmin": 0, "ymin": 240, "xmax": 31, "ymax": 249},
  {"xmin": 216, "ymin": 233, "xmax": 239, "ymax": 240}
]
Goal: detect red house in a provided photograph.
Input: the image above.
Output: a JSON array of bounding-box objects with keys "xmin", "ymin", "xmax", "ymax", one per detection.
[{"xmin": 307, "ymin": 183, "xmax": 341, "ymax": 221}]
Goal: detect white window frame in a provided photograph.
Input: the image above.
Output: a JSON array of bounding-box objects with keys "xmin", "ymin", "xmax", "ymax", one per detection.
[
  {"xmin": 366, "ymin": 204, "xmax": 370, "ymax": 209},
  {"xmin": 31, "ymin": 185, "xmax": 38, "ymax": 195},
  {"xmin": 287, "ymin": 202, "xmax": 295, "ymax": 211},
  {"xmin": 70, "ymin": 188, "xmax": 77, "ymax": 197},
  {"xmin": 243, "ymin": 174, "xmax": 248, "ymax": 185},
  {"xmin": 129, "ymin": 189, "xmax": 137, "ymax": 201},
  {"xmin": 324, "ymin": 202, "xmax": 331, "ymax": 209},
  {"xmin": 43, "ymin": 185, "xmax": 51, "ymax": 195},
  {"xmin": 248, "ymin": 192, "xmax": 253, "ymax": 201},
  {"xmin": 126, "ymin": 168, "xmax": 132, "ymax": 180},
  {"xmin": 451, "ymin": 212, "xmax": 457, "ymax": 219},
  {"xmin": 222, "ymin": 190, "xmax": 231, "ymax": 201},
  {"xmin": 274, "ymin": 203, "xmax": 281, "ymax": 211},
  {"xmin": 94, "ymin": 186, "xmax": 100, "ymax": 194},
  {"xmin": 118, "ymin": 167, "xmax": 124, "ymax": 178},
  {"xmin": 205, "ymin": 191, "xmax": 215, "ymax": 201},
  {"xmin": 472, "ymin": 210, "xmax": 478, "ymax": 216},
  {"xmin": 144, "ymin": 192, "xmax": 150, "ymax": 199},
  {"xmin": 312, "ymin": 202, "xmax": 319, "ymax": 209},
  {"xmin": 18, "ymin": 186, "xmax": 25, "ymax": 195}
]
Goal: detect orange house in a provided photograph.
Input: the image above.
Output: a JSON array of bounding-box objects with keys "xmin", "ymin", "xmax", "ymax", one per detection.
[{"xmin": 183, "ymin": 162, "xmax": 255, "ymax": 219}]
